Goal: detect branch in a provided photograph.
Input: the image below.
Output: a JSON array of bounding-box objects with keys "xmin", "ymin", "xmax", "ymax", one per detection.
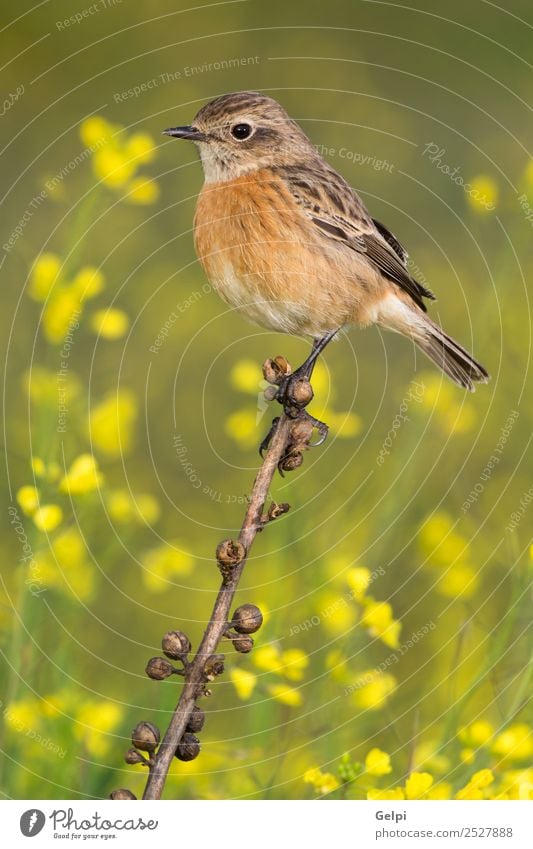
[{"xmin": 109, "ymin": 356, "xmax": 327, "ymax": 801}]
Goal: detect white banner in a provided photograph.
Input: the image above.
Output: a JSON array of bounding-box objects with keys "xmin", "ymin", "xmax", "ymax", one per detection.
[{"xmin": 1, "ymin": 800, "xmax": 531, "ymax": 848}]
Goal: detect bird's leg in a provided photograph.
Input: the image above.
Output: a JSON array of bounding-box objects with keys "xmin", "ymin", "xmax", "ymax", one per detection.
[{"xmin": 276, "ymin": 328, "xmax": 340, "ymax": 414}]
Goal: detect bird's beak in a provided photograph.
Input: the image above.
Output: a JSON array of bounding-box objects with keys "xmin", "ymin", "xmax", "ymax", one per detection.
[{"xmin": 162, "ymin": 125, "xmax": 207, "ymax": 142}]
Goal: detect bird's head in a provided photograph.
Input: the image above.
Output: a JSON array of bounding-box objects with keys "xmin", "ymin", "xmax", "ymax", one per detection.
[{"xmin": 163, "ymin": 91, "xmax": 315, "ymax": 182}]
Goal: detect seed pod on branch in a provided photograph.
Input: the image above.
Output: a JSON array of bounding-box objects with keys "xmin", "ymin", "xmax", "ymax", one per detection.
[
  {"xmin": 125, "ymin": 748, "xmax": 147, "ymax": 765},
  {"xmin": 109, "ymin": 789, "xmax": 137, "ymax": 800},
  {"xmin": 145, "ymin": 656, "xmax": 176, "ymax": 680},
  {"xmin": 231, "ymin": 603, "xmax": 263, "ymax": 634},
  {"xmin": 175, "ymin": 733, "xmax": 200, "ymax": 762},
  {"xmin": 162, "ymin": 630, "xmax": 191, "ymax": 660},
  {"xmin": 186, "ymin": 705, "xmax": 206, "ymax": 733},
  {"xmin": 131, "ymin": 721, "xmax": 160, "ymax": 753},
  {"xmin": 233, "ymin": 633, "xmax": 254, "ymax": 653}
]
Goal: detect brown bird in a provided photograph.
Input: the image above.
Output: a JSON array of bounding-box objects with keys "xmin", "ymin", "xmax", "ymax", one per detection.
[{"xmin": 164, "ymin": 91, "xmax": 489, "ymax": 395}]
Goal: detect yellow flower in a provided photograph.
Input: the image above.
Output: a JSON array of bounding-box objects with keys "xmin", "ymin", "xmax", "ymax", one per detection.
[
  {"xmin": 365, "ymin": 748, "xmax": 392, "ymax": 776},
  {"xmin": 229, "ymin": 667, "xmax": 257, "ymax": 700},
  {"xmin": 459, "ymin": 719, "xmax": 494, "ymax": 748},
  {"xmin": 280, "ymin": 648, "xmax": 309, "ymax": 682},
  {"xmin": 60, "ymin": 454, "xmax": 103, "ymax": 494},
  {"xmin": 268, "ymin": 682, "xmax": 302, "ymax": 707},
  {"xmin": 304, "ymin": 767, "xmax": 340, "ymax": 795},
  {"xmin": 318, "ymin": 589, "xmax": 357, "ymax": 634},
  {"xmin": 499, "ymin": 769, "xmax": 533, "ymax": 800},
  {"xmin": 142, "ymin": 542, "xmax": 194, "ymax": 592},
  {"xmin": 230, "ymin": 359, "xmax": 264, "ymax": 394},
  {"xmin": 361, "ymin": 600, "xmax": 401, "ymax": 649},
  {"xmin": 367, "ymin": 788, "xmax": 405, "ymax": 800},
  {"xmin": 75, "ymin": 700, "xmax": 123, "ymax": 758},
  {"xmin": 405, "ymin": 771, "xmax": 434, "ymax": 799},
  {"xmin": 135, "ymin": 494, "xmax": 160, "ymax": 524},
  {"xmin": 43, "ymin": 289, "xmax": 82, "ymax": 344},
  {"xmin": 492, "ymin": 724, "xmax": 533, "ymax": 761},
  {"xmin": 71, "ymin": 266, "xmax": 105, "ymax": 299},
  {"xmin": 127, "ymin": 177, "xmax": 160, "ymax": 204},
  {"xmin": 90, "ymin": 389, "xmax": 138, "ymax": 457},
  {"xmin": 351, "ymin": 670, "xmax": 397, "ymax": 711},
  {"xmin": 90, "ymin": 308, "xmax": 130, "ymax": 339},
  {"xmin": 24, "ymin": 366, "xmax": 81, "ymax": 405},
  {"xmin": 347, "ymin": 567, "xmax": 371, "ymax": 601},
  {"xmin": 253, "ymin": 644, "xmax": 283, "ymax": 674},
  {"xmin": 16, "ymin": 485, "xmax": 40, "ymax": 515},
  {"xmin": 436, "ymin": 564, "xmax": 479, "ymax": 599},
  {"xmin": 106, "ymin": 489, "xmax": 132, "ymax": 522},
  {"xmin": 427, "ymin": 782, "xmax": 452, "ymax": 800},
  {"xmin": 31, "ymin": 457, "xmax": 46, "ymax": 477},
  {"xmin": 93, "ymin": 146, "xmax": 135, "ymax": 187},
  {"xmin": 33, "ymin": 527, "xmax": 95, "ymax": 601},
  {"xmin": 467, "ymin": 175, "xmax": 498, "ymax": 213},
  {"xmin": 225, "ymin": 409, "xmax": 259, "ymax": 449},
  {"xmin": 4, "ymin": 698, "xmax": 38, "ymax": 732},
  {"xmin": 32, "ymin": 504, "xmax": 62, "ymax": 532},
  {"xmin": 325, "ymin": 409, "xmax": 362, "ymax": 438},
  {"xmin": 456, "ymin": 768, "xmax": 494, "ymax": 800},
  {"xmin": 80, "ymin": 116, "xmax": 115, "ymax": 148},
  {"xmin": 125, "ymin": 133, "xmax": 156, "ymax": 164},
  {"xmin": 29, "ymin": 253, "xmax": 61, "ymax": 301}
]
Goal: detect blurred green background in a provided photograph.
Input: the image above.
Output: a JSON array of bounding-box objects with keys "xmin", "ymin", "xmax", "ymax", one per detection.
[{"xmin": 1, "ymin": 0, "xmax": 532, "ymax": 800}]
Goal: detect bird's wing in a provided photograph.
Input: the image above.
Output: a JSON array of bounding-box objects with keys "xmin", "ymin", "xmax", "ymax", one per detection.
[{"xmin": 278, "ymin": 163, "xmax": 435, "ymax": 311}]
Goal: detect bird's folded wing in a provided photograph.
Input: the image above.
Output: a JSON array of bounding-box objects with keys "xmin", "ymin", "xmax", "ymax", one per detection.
[{"xmin": 280, "ymin": 164, "xmax": 435, "ymax": 311}]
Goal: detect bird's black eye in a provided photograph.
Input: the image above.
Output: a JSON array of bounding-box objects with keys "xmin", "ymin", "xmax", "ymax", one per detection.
[{"xmin": 231, "ymin": 122, "xmax": 253, "ymax": 140}]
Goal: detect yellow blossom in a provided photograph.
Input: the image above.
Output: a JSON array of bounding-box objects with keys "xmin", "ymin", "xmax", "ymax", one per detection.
[
  {"xmin": 437, "ymin": 564, "xmax": 479, "ymax": 598},
  {"xmin": 43, "ymin": 290, "xmax": 82, "ymax": 344},
  {"xmin": 304, "ymin": 767, "xmax": 340, "ymax": 795},
  {"xmin": 125, "ymin": 132, "xmax": 156, "ymax": 164},
  {"xmin": 16, "ymin": 485, "xmax": 40, "ymax": 515},
  {"xmin": 80, "ymin": 116, "xmax": 115, "ymax": 148},
  {"xmin": 456, "ymin": 769, "xmax": 494, "ymax": 800},
  {"xmin": 230, "ymin": 359, "xmax": 264, "ymax": 394},
  {"xmin": 229, "ymin": 667, "xmax": 257, "ymax": 700},
  {"xmin": 31, "ymin": 457, "xmax": 46, "ymax": 477},
  {"xmin": 71, "ymin": 266, "xmax": 105, "ymax": 299},
  {"xmin": 459, "ymin": 719, "xmax": 494, "ymax": 748},
  {"xmin": 280, "ymin": 648, "xmax": 309, "ymax": 682},
  {"xmin": 361, "ymin": 599, "xmax": 401, "ymax": 649},
  {"xmin": 466, "ymin": 175, "xmax": 498, "ymax": 213},
  {"xmin": 90, "ymin": 308, "xmax": 130, "ymax": 339},
  {"xmin": 318, "ymin": 589, "xmax": 357, "ymax": 634},
  {"xmin": 492, "ymin": 724, "xmax": 533, "ymax": 761},
  {"xmin": 90, "ymin": 389, "xmax": 138, "ymax": 457},
  {"xmin": 367, "ymin": 788, "xmax": 405, "ymax": 800},
  {"xmin": 127, "ymin": 177, "xmax": 160, "ymax": 204},
  {"xmin": 142, "ymin": 542, "xmax": 194, "ymax": 592},
  {"xmin": 107, "ymin": 489, "xmax": 159, "ymax": 524},
  {"xmin": 32, "ymin": 504, "xmax": 62, "ymax": 532},
  {"xmin": 60, "ymin": 454, "xmax": 103, "ymax": 494},
  {"xmin": 253, "ymin": 644, "xmax": 283, "ymax": 674},
  {"xmin": 24, "ymin": 366, "xmax": 81, "ymax": 405},
  {"xmin": 135, "ymin": 494, "xmax": 160, "ymax": 524},
  {"xmin": 75, "ymin": 700, "xmax": 123, "ymax": 758},
  {"xmin": 365, "ymin": 748, "xmax": 392, "ymax": 776},
  {"xmin": 93, "ymin": 146, "xmax": 135, "ymax": 187},
  {"xmin": 347, "ymin": 567, "xmax": 371, "ymax": 601},
  {"xmin": 32, "ymin": 527, "xmax": 94, "ymax": 600},
  {"xmin": 268, "ymin": 682, "xmax": 302, "ymax": 707},
  {"xmin": 29, "ymin": 253, "xmax": 61, "ymax": 301},
  {"xmin": 405, "ymin": 771, "xmax": 434, "ymax": 799},
  {"xmin": 324, "ymin": 409, "xmax": 362, "ymax": 438},
  {"xmin": 4, "ymin": 698, "xmax": 38, "ymax": 732},
  {"xmin": 225, "ymin": 409, "xmax": 258, "ymax": 449},
  {"xmin": 351, "ymin": 670, "xmax": 397, "ymax": 711},
  {"xmin": 427, "ymin": 782, "xmax": 452, "ymax": 800}
]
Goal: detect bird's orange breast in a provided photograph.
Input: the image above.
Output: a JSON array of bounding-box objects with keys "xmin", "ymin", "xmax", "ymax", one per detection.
[{"xmin": 193, "ymin": 168, "xmax": 365, "ymax": 334}]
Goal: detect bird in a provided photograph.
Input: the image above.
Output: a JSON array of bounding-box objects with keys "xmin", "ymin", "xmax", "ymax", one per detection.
[{"xmin": 163, "ymin": 91, "xmax": 489, "ymax": 396}]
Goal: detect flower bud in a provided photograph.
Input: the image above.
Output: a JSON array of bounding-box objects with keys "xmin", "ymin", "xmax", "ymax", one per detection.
[
  {"xmin": 231, "ymin": 603, "xmax": 263, "ymax": 634},
  {"xmin": 233, "ymin": 634, "xmax": 254, "ymax": 653},
  {"xmin": 109, "ymin": 789, "xmax": 137, "ymax": 800},
  {"xmin": 279, "ymin": 452, "xmax": 303, "ymax": 472},
  {"xmin": 186, "ymin": 705, "xmax": 206, "ymax": 733},
  {"xmin": 145, "ymin": 656, "xmax": 175, "ymax": 680},
  {"xmin": 262, "ymin": 356, "xmax": 291, "ymax": 384},
  {"xmin": 216, "ymin": 539, "xmax": 246, "ymax": 567},
  {"xmin": 287, "ymin": 378, "xmax": 313, "ymax": 407},
  {"xmin": 125, "ymin": 747, "xmax": 146, "ymax": 765},
  {"xmin": 162, "ymin": 630, "xmax": 191, "ymax": 660},
  {"xmin": 204, "ymin": 653, "xmax": 225, "ymax": 680},
  {"xmin": 131, "ymin": 721, "xmax": 160, "ymax": 753},
  {"xmin": 175, "ymin": 732, "xmax": 200, "ymax": 761}
]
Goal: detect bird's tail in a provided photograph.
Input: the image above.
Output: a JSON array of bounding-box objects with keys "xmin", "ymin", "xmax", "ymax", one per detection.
[
  {"xmin": 415, "ymin": 317, "xmax": 490, "ymax": 391},
  {"xmin": 377, "ymin": 296, "xmax": 490, "ymax": 391}
]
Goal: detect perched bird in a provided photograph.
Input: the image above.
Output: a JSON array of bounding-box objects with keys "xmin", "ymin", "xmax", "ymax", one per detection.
[{"xmin": 164, "ymin": 91, "xmax": 489, "ymax": 393}]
